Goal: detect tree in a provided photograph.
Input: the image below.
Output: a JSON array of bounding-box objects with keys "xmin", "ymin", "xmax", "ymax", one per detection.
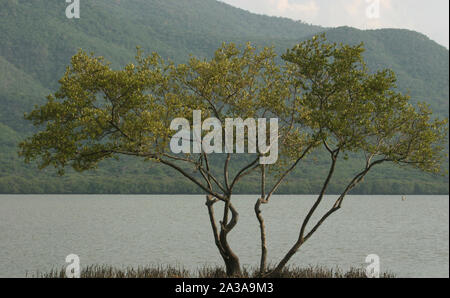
[
  {"xmin": 256, "ymin": 35, "xmax": 448, "ymax": 275},
  {"xmin": 19, "ymin": 35, "xmax": 448, "ymax": 277}
]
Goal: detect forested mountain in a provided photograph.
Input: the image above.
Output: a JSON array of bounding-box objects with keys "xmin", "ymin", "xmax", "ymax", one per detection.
[{"xmin": 0, "ymin": 0, "xmax": 448, "ymax": 194}]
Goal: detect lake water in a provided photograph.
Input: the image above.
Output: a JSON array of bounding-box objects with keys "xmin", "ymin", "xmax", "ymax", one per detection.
[{"xmin": 0, "ymin": 195, "xmax": 448, "ymax": 278}]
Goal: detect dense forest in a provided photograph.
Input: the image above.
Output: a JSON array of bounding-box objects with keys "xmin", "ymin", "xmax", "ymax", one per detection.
[{"xmin": 0, "ymin": 0, "xmax": 448, "ymax": 194}]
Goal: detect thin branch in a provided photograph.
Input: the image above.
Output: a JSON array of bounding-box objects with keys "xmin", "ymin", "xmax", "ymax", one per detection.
[
  {"xmin": 299, "ymin": 149, "xmax": 339, "ymax": 241},
  {"xmin": 229, "ymin": 156, "xmax": 260, "ymax": 190},
  {"xmin": 303, "ymin": 158, "xmax": 389, "ymax": 243},
  {"xmin": 224, "ymin": 154, "xmax": 231, "ymax": 193},
  {"xmin": 158, "ymin": 157, "xmax": 227, "ymax": 201},
  {"xmin": 261, "ymin": 164, "xmax": 266, "ymax": 199},
  {"xmin": 163, "ymin": 153, "xmax": 227, "ymax": 194},
  {"xmin": 265, "ymin": 144, "xmax": 313, "ymax": 201},
  {"xmin": 271, "ymin": 148, "xmax": 339, "ymax": 274}
]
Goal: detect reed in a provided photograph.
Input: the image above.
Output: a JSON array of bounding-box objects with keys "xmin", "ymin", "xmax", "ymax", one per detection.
[{"xmin": 34, "ymin": 264, "xmax": 395, "ymax": 278}]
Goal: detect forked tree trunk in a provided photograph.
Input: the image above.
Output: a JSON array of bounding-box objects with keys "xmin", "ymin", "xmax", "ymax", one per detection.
[{"xmin": 206, "ymin": 195, "xmax": 242, "ymax": 277}]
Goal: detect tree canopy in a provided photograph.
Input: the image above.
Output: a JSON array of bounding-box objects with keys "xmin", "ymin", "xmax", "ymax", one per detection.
[{"xmin": 19, "ymin": 36, "xmax": 448, "ymax": 276}]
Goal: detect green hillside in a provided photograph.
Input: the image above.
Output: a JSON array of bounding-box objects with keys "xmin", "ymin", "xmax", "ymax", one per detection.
[
  {"xmin": 317, "ymin": 27, "xmax": 449, "ymax": 117},
  {"xmin": 0, "ymin": 0, "xmax": 448, "ymax": 194}
]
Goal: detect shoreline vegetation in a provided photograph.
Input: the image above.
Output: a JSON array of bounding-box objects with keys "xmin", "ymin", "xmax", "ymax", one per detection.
[{"xmin": 32, "ymin": 265, "xmax": 395, "ymax": 279}]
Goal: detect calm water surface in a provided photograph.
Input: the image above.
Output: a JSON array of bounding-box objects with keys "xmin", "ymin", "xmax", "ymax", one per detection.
[{"xmin": 0, "ymin": 195, "xmax": 448, "ymax": 278}]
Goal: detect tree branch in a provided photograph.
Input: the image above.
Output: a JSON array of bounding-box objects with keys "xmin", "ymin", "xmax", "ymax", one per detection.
[
  {"xmin": 265, "ymin": 144, "xmax": 313, "ymax": 202},
  {"xmin": 271, "ymin": 148, "xmax": 339, "ymax": 274}
]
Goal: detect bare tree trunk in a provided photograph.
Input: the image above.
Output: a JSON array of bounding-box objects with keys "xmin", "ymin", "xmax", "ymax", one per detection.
[
  {"xmin": 220, "ymin": 201, "xmax": 242, "ymax": 276},
  {"xmin": 252, "ymin": 146, "xmax": 313, "ymax": 276},
  {"xmin": 205, "ymin": 195, "xmax": 242, "ymax": 276},
  {"xmin": 272, "ymin": 241, "xmax": 304, "ymax": 275},
  {"xmin": 255, "ymin": 164, "xmax": 268, "ymax": 274},
  {"xmin": 221, "ymin": 245, "xmax": 242, "ymax": 277},
  {"xmin": 255, "ymin": 198, "xmax": 268, "ymax": 275}
]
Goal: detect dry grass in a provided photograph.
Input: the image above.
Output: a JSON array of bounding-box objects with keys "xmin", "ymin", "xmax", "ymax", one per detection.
[{"xmin": 34, "ymin": 264, "xmax": 395, "ymax": 278}]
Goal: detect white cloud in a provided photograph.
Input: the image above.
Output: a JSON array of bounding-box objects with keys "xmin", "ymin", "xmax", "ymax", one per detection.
[
  {"xmin": 270, "ymin": 0, "xmax": 320, "ymax": 18},
  {"xmin": 220, "ymin": 0, "xmax": 449, "ymax": 48}
]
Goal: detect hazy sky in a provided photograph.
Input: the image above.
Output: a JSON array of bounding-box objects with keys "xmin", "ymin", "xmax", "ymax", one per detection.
[{"xmin": 220, "ymin": 0, "xmax": 449, "ymax": 48}]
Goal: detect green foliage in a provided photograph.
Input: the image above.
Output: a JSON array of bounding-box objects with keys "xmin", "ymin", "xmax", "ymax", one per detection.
[
  {"xmin": 282, "ymin": 35, "xmax": 447, "ymax": 173},
  {"xmin": 314, "ymin": 27, "xmax": 449, "ymax": 118},
  {"xmin": 18, "ymin": 37, "xmax": 448, "ymax": 200},
  {"xmin": 0, "ymin": 0, "xmax": 448, "ymax": 194}
]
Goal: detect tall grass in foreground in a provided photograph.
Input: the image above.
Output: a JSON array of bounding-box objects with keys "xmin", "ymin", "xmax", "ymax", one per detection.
[{"xmin": 34, "ymin": 265, "xmax": 395, "ymax": 278}]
